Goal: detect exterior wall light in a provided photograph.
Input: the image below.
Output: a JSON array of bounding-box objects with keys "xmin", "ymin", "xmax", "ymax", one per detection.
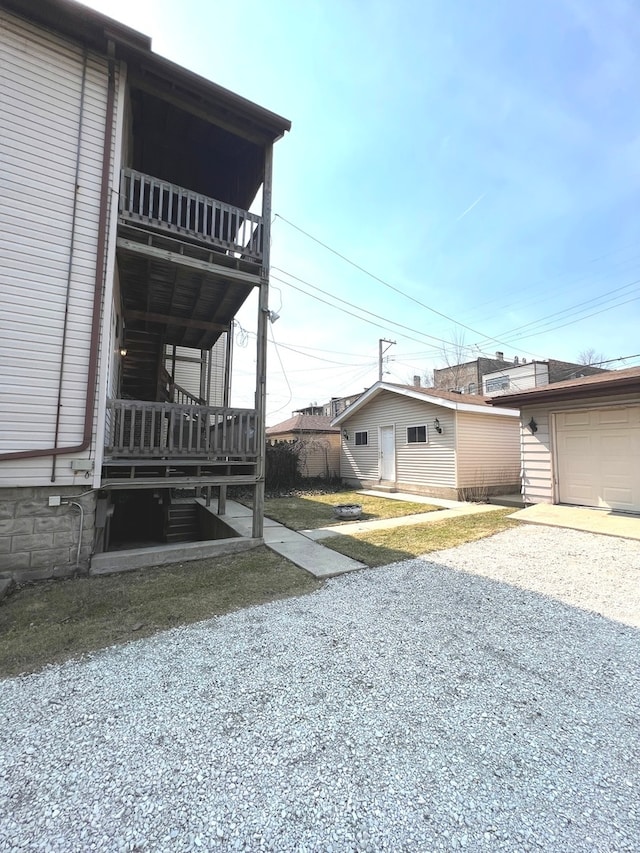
[
  {"xmin": 433, "ymin": 418, "xmax": 443, "ymax": 434},
  {"xmin": 342, "ymin": 430, "xmax": 349, "ymax": 440},
  {"xmin": 119, "ymin": 348, "xmax": 127, "ymax": 357},
  {"xmin": 528, "ymin": 417, "xmax": 538, "ymax": 434}
]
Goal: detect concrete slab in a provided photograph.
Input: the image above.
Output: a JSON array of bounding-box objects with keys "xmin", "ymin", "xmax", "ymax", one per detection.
[
  {"xmin": 90, "ymin": 537, "xmax": 262, "ymax": 575},
  {"xmin": 262, "ymin": 526, "xmax": 308, "ymax": 544},
  {"xmin": 220, "ymin": 500, "xmax": 253, "ymax": 518},
  {"xmin": 267, "ymin": 539, "xmax": 366, "ymax": 579},
  {"xmin": 489, "ymin": 493, "xmax": 526, "ymax": 508},
  {"xmin": 305, "ymin": 503, "xmax": 507, "ymax": 540},
  {"xmin": 356, "ymin": 490, "xmax": 467, "ymax": 509},
  {"xmin": 509, "ymin": 504, "xmax": 640, "ymax": 541}
]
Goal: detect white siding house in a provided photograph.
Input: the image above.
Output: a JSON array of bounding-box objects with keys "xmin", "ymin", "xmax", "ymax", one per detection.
[
  {"xmin": 0, "ymin": 0, "xmax": 290, "ymax": 582},
  {"xmin": 483, "ymin": 359, "xmax": 608, "ymax": 397},
  {"xmin": 0, "ymin": 6, "xmax": 122, "ymax": 487},
  {"xmin": 490, "ymin": 367, "xmax": 640, "ymax": 512},
  {"xmin": 333, "ymin": 383, "xmax": 520, "ymax": 500}
]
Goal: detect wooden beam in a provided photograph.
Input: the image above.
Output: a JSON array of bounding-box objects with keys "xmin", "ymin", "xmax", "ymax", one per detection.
[
  {"xmin": 116, "ymin": 238, "xmax": 262, "ymax": 285},
  {"xmin": 123, "ymin": 309, "xmax": 228, "ymax": 333}
]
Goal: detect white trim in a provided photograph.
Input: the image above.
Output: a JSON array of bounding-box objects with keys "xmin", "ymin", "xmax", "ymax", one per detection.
[
  {"xmin": 354, "ymin": 430, "xmax": 368, "ymax": 446},
  {"xmin": 331, "ymin": 381, "xmax": 518, "ymax": 425},
  {"xmin": 406, "ymin": 424, "xmax": 428, "ymax": 444},
  {"xmin": 378, "ymin": 423, "xmax": 396, "ymax": 481},
  {"xmin": 550, "ymin": 411, "xmax": 558, "ymax": 505},
  {"xmin": 93, "ymin": 60, "xmax": 126, "ymax": 488}
]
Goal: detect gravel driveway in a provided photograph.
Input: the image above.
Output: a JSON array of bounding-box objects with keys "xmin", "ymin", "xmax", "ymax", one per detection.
[{"xmin": 1, "ymin": 525, "xmax": 639, "ymax": 852}]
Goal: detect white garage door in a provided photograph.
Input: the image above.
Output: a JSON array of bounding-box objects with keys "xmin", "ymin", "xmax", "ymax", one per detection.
[{"xmin": 556, "ymin": 406, "xmax": 640, "ymax": 512}]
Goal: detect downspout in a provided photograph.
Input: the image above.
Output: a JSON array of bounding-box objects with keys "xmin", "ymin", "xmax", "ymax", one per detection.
[
  {"xmin": 51, "ymin": 48, "xmax": 88, "ymax": 482},
  {"xmin": 0, "ymin": 42, "xmax": 117, "ymax": 465}
]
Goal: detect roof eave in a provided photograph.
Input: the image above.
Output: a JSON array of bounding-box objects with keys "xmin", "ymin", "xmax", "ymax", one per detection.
[
  {"xmin": 3, "ymin": 0, "xmax": 291, "ymax": 142},
  {"xmin": 490, "ymin": 377, "xmax": 640, "ymax": 408},
  {"xmin": 332, "ymin": 381, "xmax": 518, "ymax": 423}
]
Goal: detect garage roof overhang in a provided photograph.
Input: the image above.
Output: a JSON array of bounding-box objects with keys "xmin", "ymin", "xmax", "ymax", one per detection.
[{"xmin": 490, "ymin": 367, "xmax": 640, "ymax": 408}]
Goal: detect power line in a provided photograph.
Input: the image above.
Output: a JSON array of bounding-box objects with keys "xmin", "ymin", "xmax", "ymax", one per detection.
[
  {"xmin": 266, "ymin": 323, "xmax": 292, "ymax": 418},
  {"xmin": 272, "ymin": 269, "xmax": 506, "ymax": 356},
  {"xmin": 270, "ymin": 273, "xmax": 447, "ymax": 350},
  {"xmin": 501, "ymin": 292, "xmax": 640, "ymax": 345},
  {"xmin": 492, "ymin": 277, "xmax": 640, "ymax": 340},
  {"xmin": 457, "ymin": 246, "xmax": 640, "ymax": 329},
  {"xmin": 273, "ymin": 213, "xmax": 543, "ymax": 356},
  {"xmin": 274, "ymin": 213, "xmax": 640, "ymax": 358}
]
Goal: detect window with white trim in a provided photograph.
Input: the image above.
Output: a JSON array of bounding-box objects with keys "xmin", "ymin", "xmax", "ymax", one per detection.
[
  {"xmin": 407, "ymin": 425, "xmax": 427, "ymax": 443},
  {"xmin": 355, "ymin": 431, "xmax": 368, "ymax": 446},
  {"xmin": 485, "ymin": 376, "xmax": 510, "ymax": 392}
]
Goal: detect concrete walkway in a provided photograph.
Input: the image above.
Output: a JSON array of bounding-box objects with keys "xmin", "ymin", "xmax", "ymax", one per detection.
[
  {"xmin": 305, "ymin": 501, "xmax": 505, "ymax": 541},
  {"xmin": 509, "ymin": 503, "xmax": 640, "ymax": 541},
  {"xmin": 221, "ymin": 493, "xmax": 506, "ymax": 580},
  {"xmin": 220, "ymin": 501, "xmax": 367, "ymax": 579}
]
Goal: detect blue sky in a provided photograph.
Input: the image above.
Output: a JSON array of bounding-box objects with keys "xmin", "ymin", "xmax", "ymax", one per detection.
[{"xmin": 85, "ymin": 0, "xmax": 640, "ymax": 420}]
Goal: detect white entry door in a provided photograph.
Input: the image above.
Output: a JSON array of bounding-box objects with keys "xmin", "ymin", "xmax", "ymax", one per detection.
[
  {"xmin": 555, "ymin": 406, "xmax": 640, "ymax": 512},
  {"xmin": 379, "ymin": 425, "xmax": 395, "ymax": 481}
]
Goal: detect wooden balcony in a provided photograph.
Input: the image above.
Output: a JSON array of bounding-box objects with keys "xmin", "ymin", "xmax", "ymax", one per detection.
[
  {"xmin": 105, "ymin": 400, "xmax": 258, "ymax": 461},
  {"xmin": 119, "ymin": 168, "xmax": 263, "ymax": 263}
]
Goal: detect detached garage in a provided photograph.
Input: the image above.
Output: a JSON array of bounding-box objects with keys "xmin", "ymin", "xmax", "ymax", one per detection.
[
  {"xmin": 491, "ymin": 367, "xmax": 640, "ymax": 513},
  {"xmin": 332, "ymin": 382, "xmax": 521, "ymax": 500}
]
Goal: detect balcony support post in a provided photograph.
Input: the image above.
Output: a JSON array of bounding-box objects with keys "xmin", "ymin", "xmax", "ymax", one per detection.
[{"xmin": 252, "ymin": 143, "xmax": 274, "ymax": 539}]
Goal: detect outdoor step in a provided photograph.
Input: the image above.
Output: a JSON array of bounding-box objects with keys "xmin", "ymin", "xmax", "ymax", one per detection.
[{"xmin": 165, "ymin": 532, "xmax": 199, "ymax": 543}]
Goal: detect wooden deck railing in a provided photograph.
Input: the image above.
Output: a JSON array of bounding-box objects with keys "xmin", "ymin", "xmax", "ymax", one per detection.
[
  {"xmin": 105, "ymin": 400, "xmax": 258, "ymax": 459},
  {"xmin": 170, "ymin": 382, "xmax": 203, "ymax": 407},
  {"xmin": 119, "ymin": 168, "xmax": 263, "ymax": 262}
]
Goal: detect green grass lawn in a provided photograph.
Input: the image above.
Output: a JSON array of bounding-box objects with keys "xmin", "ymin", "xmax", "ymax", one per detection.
[
  {"xmin": 0, "ymin": 547, "xmax": 320, "ymax": 679},
  {"xmin": 263, "ymin": 490, "xmax": 440, "ymax": 531},
  {"xmin": 320, "ymin": 508, "xmax": 516, "ymax": 567}
]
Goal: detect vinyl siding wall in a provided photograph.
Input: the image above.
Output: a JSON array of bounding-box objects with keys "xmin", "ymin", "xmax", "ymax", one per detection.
[
  {"xmin": 455, "ymin": 411, "xmax": 520, "ymax": 491},
  {"xmin": 340, "ymin": 392, "xmax": 457, "ymax": 491},
  {"xmin": 164, "ymin": 338, "xmax": 227, "ymax": 406},
  {"xmin": 520, "ymin": 391, "xmax": 640, "ymax": 505},
  {"xmin": 0, "ymin": 10, "xmax": 120, "ymax": 486},
  {"xmin": 269, "ymin": 432, "xmax": 340, "ymax": 478},
  {"xmin": 484, "ymin": 362, "xmax": 549, "ymax": 396}
]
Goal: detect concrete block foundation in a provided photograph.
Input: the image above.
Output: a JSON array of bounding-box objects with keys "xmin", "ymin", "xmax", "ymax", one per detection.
[{"xmin": 0, "ymin": 486, "xmax": 96, "ymax": 584}]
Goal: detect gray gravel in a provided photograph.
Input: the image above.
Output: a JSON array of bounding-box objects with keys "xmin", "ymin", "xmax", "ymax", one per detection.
[{"xmin": 1, "ymin": 525, "xmax": 640, "ymax": 852}]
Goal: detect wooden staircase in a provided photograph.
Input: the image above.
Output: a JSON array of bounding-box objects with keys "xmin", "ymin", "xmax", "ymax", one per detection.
[
  {"xmin": 164, "ymin": 499, "xmax": 200, "ymax": 544},
  {"xmin": 121, "ymin": 328, "xmax": 163, "ymax": 401}
]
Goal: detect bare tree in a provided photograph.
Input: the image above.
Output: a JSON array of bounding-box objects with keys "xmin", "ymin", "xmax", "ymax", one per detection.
[
  {"xmin": 431, "ymin": 330, "xmax": 472, "ymax": 389},
  {"xmin": 578, "ymin": 348, "xmax": 606, "ymax": 366}
]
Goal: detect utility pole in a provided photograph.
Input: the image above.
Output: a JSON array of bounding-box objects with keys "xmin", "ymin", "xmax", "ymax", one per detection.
[{"xmin": 379, "ymin": 338, "xmax": 396, "ymax": 381}]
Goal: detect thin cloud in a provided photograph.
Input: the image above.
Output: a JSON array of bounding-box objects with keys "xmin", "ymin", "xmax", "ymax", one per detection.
[{"xmin": 456, "ymin": 193, "xmax": 486, "ymax": 221}]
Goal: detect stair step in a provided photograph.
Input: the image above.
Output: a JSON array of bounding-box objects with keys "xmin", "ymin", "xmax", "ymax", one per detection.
[{"xmin": 165, "ymin": 532, "xmax": 200, "ymax": 543}]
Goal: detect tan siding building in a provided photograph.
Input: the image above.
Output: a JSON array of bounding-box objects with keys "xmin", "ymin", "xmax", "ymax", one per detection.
[
  {"xmin": 491, "ymin": 369, "xmax": 640, "ymax": 512},
  {"xmin": 335, "ymin": 383, "xmax": 520, "ymax": 500},
  {"xmin": 266, "ymin": 414, "xmax": 340, "ymax": 479}
]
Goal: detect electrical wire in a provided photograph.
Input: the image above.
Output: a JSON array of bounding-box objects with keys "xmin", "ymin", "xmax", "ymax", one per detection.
[
  {"xmin": 266, "ymin": 323, "xmax": 293, "ymax": 417},
  {"xmin": 273, "ymin": 214, "xmax": 544, "ymax": 354},
  {"xmin": 271, "ymin": 270, "xmax": 510, "ymax": 356},
  {"xmin": 274, "ymin": 213, "xmax": 640, "ymax": 358},
  {"xmin": 492, "ymin": 277, "xmax": 640, "ymax": 340},
  {"xmin": 501, "ymin": 292, "xmax": 640, "ymax": 345}
]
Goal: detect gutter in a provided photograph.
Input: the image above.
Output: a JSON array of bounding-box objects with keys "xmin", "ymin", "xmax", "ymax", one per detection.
[
  {"xmin": 0, "ymin": 43, "xmax": 117, "ymax": 468},
  {"xmin": 490, "ymin": 378, "xmax": 640, "ymax": 408}
]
